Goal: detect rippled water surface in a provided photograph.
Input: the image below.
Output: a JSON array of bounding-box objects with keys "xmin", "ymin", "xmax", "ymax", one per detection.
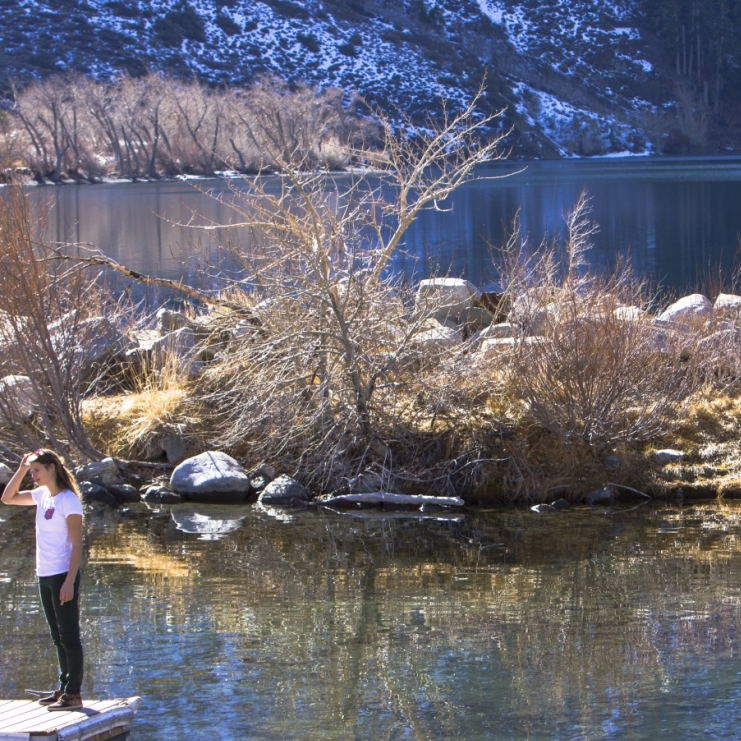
[
  {"xmin": 33, "ymin": 157, "xmax": 741, "ymax": 301},
  {"xmin": 2, "ymin": 501, "xmax": 741, "ymax": 739}
]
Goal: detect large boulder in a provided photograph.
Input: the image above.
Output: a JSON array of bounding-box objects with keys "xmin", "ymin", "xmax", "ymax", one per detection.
[
  {"xmin": 258, "ymin": 475, "xmax": 311, "ymax": 506},
  {"xmin": 415, "ymin": 278, "xmax": 479, "ymax": 322},
  {"xmin": 657, "ymin": 294, "xmax": 712, "ymax": 324},
  {"xmin": 714, "ymin": 293, "xmax": 741, "ymax": 320},
  {"xmin": 75, "ymin": 457, "xmax": 122, "ymax": 487},
  {"xmin": 0, "ymin": 375, "xmax": 36, "ymax": 421},
  {"xmin": 170, "ymin": 452, "xmax": 251, "ymax": 502}
]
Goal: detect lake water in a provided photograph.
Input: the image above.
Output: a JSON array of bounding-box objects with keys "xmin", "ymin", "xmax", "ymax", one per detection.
[
  {"xmin": 2, "ymin": 501, "xmax": 741, "ymax": 740},
  {"xmin": 34, "ymin": 157, "xmax": 741, "ymax": 304}
]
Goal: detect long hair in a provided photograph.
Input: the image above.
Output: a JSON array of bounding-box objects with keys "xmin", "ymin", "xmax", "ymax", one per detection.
[{"xmin": 29, "ymin": 449, "xmax": 82, "ymax": 498}]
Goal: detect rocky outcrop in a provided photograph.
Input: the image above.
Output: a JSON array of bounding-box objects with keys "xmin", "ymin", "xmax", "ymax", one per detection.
[{"xmin": 170, "ymin": 451, "xmax": 252, "ymax": 502}]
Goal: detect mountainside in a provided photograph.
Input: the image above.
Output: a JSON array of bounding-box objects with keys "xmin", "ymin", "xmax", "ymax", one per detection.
[{"xmin": 1, "ymin": 0, "xmax": 740, "ymax": 157}]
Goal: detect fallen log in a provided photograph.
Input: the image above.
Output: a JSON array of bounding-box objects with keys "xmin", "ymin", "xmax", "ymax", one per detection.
[{"xmin": 316, "ymin": 492, "xmax": 464, "ymax": 508}]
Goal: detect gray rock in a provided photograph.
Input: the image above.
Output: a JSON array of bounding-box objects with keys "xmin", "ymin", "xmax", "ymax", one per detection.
[
  {"xmin": 655, "ymin": 449, "xmax": 686, "ymax": 465},
  {"xmin": 249, "ymin": 463, "xmax": 276, "ymax": 493},
  {"xmin": 713, "ymin": 293, "xmax": 741, "ymax": 320},
  {"xmin": 657, "ymin": 294, "xmax": 712, "ymax": 324},
  {"xmin": 531, "ymin": 503, "xmax": 556, "ymax": 513},
  {"xmin": 458, "ymin": 306, "xmax": 495, "ymax": 332},
  {"xmin": 78, "ymin": 316, "xmax": 134, "ymax": 365},
  {"xmin": 0, "ymin": 462, "xmax": 13, "ymax": 486},
  {"xmin": 415, "ymin": 278, "xmax": 479, "ymax": 321},
  {"xmin": 157, "ymin": 308, "xmax": 192, "ymax": 335},
  {"xmin": 170, "ymin": 451, "xmax": 251, "ymax": 502},
  {"xmin": 161, "ymin": 435, "xmax": 187, "ymax": 465},
  {"xmin": 258, "ymin": 475, "xmax": 312, "ymax": 506},
  {"xmin": 80, "ymin": 481, "xmax": 115, "ymax": 505},
  {"xmin": 75, "ymin": 457, "xmax": 122, "ymax": 487},
  {"xmin": 107, "ymin": 484, "xmax": 142, "ymax": 504},
  {"xmin": 143, "ymin": 485, "xmax": 182, "ymax": 504},
  {"xmin": 603, "ymin": 455, "xmax": 622, "ymax": 471},
  {"xmin": 550, "ymin": 498, "xmax": 571, "ymax": 510},
  {"xmin": 585, "ymin": 486, "xmax": 616, "ymax": 506},
  {"xmin": 509, "ymin": 292, "xmax": 549, "ymax": 336},
  {"xmin": 0, "ymin": 375, "xmax": 36, "ymax": 421},
  {"xmin": 411, "ymin": 326, "xmax": 461, "ymax": 352}
]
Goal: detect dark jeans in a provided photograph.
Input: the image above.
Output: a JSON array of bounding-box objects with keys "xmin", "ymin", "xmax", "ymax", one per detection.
[{"xmin": 38, "ymin": 571, "xmax": 83, "ymax": 695}]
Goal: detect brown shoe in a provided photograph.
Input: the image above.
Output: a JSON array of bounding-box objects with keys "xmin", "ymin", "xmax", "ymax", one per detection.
[
  {"xmin": 47, "ymin": 693, "xmax": 83, "ymax": 711},
  {"xmin": 38, "ymin": 690, "xmax": 64, "ymax": 706}
]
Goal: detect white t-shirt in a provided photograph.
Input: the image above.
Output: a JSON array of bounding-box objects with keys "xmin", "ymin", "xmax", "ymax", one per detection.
[{"xmin": 30, "ymin": 487, "xmax": 84, "ymax": 577}]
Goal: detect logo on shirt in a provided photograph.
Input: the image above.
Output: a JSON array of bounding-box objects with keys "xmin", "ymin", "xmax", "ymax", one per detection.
[{"xmin": 44, "ymin": 507, "xmax": 55, "ymax": 520}]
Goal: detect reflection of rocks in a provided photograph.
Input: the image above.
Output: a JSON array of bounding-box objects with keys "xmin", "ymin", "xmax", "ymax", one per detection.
[
  {"xmin": 80, "ymin": 481, "xmax": 116, "ymax": 505},
  {"xmin": 170, "ymin": 504, "xmax": 251, "ymax": 535},
  {"xmin": 143, "ymin": 485, "xmax": 181, "ymax": 504},
  {"xmin": 170, "ymin": 451, "xmax": 251, "ymax": 502},
  {"xmin": 107, "ymin": 484, "xmax": 142, "ymax": 504},
  {"xmin": 258, "ymin": 475, "xmax": 311, "ymax": 506},
  {"xmin": 585, "ymin": 487, "xmax": 615, "ymax": 505}
]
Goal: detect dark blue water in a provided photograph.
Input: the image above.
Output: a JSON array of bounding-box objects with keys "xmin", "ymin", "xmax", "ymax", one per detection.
[{"xmin": 34, "ymin": 157, "xmax": 741, "ymax": 301}]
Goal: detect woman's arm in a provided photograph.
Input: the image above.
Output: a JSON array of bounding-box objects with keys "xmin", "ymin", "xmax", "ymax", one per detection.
[
  {"xmin": 1, "ymin": 454, "xmax": 36, "ymax": 506},
  {"xmin": 60, "ymin": 514, "xmax": 83, "ymax": 605}
]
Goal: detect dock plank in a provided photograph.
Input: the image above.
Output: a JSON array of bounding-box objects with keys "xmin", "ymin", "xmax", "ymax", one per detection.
[{"xmin": 0, "ymin": 698, "xmax": 140, "ymax": 741}]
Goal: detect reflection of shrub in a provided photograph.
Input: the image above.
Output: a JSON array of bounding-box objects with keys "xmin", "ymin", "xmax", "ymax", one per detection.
[
  {"xmin": 153, "ymin": 3, "xmax": 206, "ymax": 46},
  {"xmin": 215, "ymin": 13, "xmax": 240, "ymax": 36}
]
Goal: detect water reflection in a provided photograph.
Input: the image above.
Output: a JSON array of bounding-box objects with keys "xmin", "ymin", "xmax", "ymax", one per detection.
[
  {"xmin": 31, "ymin": 158, "xmax": 741, "ymax": 304},
  {"xmin": 2, "ymin": 502, "xmax": 741, "ymax": 739}
]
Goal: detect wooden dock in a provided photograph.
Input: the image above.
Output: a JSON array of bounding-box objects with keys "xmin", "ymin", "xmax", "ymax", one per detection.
[{"xmin": 0, "ymin": 697, "xmax": 141, "ymax": 741}]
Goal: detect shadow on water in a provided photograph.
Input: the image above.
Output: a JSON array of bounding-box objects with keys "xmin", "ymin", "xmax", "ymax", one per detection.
[{"xmin": 3, "ymin": 501, "xmax": 741, "ymax": 739}]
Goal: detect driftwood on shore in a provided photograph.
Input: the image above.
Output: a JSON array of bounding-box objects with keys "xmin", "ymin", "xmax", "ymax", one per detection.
[{"xmin": 316, "ymin": 492, "xmax": 465, "ymax": 508}]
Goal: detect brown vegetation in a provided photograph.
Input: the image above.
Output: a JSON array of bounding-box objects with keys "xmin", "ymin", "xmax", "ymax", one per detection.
[
  {"xmin": 4, "ymin": 87, "xmax": 741, "ymax": 502},
  {"xmin": 2, "ymin": 74, "xmax": 376, "ymax": 182}
]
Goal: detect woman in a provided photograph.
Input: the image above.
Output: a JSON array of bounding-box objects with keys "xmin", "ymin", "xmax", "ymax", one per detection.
[{"xmin": 2, "ymin": 449, "xmax": 84, "ymax": 711}]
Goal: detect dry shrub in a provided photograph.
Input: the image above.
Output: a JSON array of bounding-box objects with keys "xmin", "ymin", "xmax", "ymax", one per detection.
[
  {"xmin": 497, "ymin": 194, "xmax": 695, "ymax": 447},
  {"xmin": 0, "ymin": 181, "xmax": 113, "ymax": 459},
  {"xmin": 8, "ymin": 74, "xmax": 375, "ymax": 180},
  {"xmin": 188, "ymin": 93, "xmax": 506, "ymax": 491}
]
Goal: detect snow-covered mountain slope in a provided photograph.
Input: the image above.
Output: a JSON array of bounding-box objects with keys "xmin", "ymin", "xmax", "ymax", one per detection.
[{"xmin": 0, "ymin": 0, "xmax": 736, "ymax": 156}]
